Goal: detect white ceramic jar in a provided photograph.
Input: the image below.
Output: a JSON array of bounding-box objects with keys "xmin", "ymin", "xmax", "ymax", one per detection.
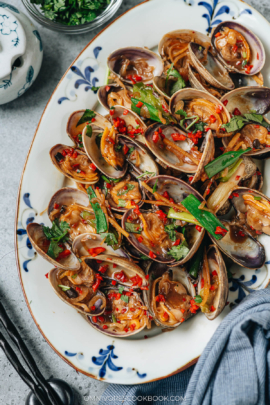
[{"xmin": 0, "ymin": 2, "xmax": 43, "ymax": 105}]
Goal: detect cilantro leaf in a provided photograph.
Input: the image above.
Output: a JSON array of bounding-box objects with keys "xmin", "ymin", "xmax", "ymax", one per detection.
[
  {"xmin": 175, "ymin": 109, "xmax": 187, "ymax": 117},
  {"xmin": 194, "ymin": 295, "xmax": 202, "ymax": 304},
  {"xmin": 100, "ymin": 232, "xmax": 118, "ymax": 247},
  {"xmin": 118, "ymin": 286, "xmax": 124, "ymax": 294},
  {"xmin": 221, "ymin": 115, "xmax": 248, "ymax": 132},
  {"xmin": 165, "ymin": 224, "xmax": 177, "ymax": 242},
  {"xmin": 76, "ymin": 109, "xmax": 96, "ymax": 127},
  {"xmin": 121, "ymin": 295, "xmax": 129, "ymax": 303},
  {"xmin": 47, "ymin": 241, "xmax": 63, "ymax": 260},
  {"xmin": 125, "ymin": 223, "xmax": 142, "ymax": 233},
  {"xmin": 168, "ymin": 240, "xmax": 189, "ymax": 261},
  {"xmin": 86, "ymin": 125, "xmax": 92, "ymax": 138}
]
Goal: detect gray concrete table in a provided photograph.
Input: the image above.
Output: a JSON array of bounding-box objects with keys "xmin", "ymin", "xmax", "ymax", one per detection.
[{"xmin": 0, "ymin": 0, "xmax": 270, "ymax": 404}]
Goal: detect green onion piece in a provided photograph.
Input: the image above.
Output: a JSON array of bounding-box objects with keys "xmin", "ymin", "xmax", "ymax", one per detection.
[
  {"xmin": 152, "ymin": 179, "xmax": 158, "ymax": 193},
  {"xmin": 71, "ymin": 274, "xmax": 77, "ymax": 279},
  {"xmin": 140, "ymin": 255, "xmax": 149, "ymax": 260},
  {"xmin": 87, "ymin": 186, "xmax": 96, "ymax": 200},
  {"xmin": 90, "ymin": 202, "xmax": 107, "ymax": 233},
  {"xmin": 101, "ymin": 175, "xmax": 111, "ymax": 184},
  {"xmin": 188, "ymin": 241, "xmax": 204, "ymax": 279},
  {"xmin": 181, "ymin": 194, "xmax": 228, "ymax": 240},
  {"xmin": 131, "ymin": 97, "xmax": 163, "ymax": 123},
  {"xmin": 204, "ymin": 148, "xmax": 252, "ymax": 179},
  {"xmin": 167, "ymin": 208, "xmax": 201, "ymax": 225},
  {"xmin": 112, "ymin": 314, "xmax": 117, "ymax": 323},
  {"xmin": 242, "ymin": 51, "xmax": 247, "ymax": 58},
  {"xmin": 125, "ymin": 223, "xmax": 142, "ymax": 233},
  {"xmin": 218, "ymin": 158, "xmax": 243, "ymax": 183},
  {"xmin": 58, "ymin": 285, "xmax": 70, "ymax": 292},
  {"xmin": 254, "ymin": 196, "xmax": 262, "ymax": 201}
]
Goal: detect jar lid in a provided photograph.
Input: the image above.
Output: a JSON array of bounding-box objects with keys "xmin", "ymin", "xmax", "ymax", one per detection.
[{"xmin": 0, "ymin": 6, "xmax": 26, "ymax": 79}]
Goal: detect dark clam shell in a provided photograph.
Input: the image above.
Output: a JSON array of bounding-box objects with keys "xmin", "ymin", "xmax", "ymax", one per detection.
[{"xmin": 209, "ymin": 219, "xmax": 265, "ymax": 269}]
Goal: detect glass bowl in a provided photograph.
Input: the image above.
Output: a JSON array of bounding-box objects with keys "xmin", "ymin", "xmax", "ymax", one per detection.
[{"xmin": 22, "ymin": 0, "xmax": 123, "ymax": 34}]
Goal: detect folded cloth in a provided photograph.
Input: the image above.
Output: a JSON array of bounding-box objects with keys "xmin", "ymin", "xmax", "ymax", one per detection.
[{"xmin": 99, "ymin": 289, "xmax": 270, "ymax": 405}]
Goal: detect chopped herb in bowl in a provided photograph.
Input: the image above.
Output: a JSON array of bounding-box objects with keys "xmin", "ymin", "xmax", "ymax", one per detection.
[{"xmin": 30, "ymin": 0, "xmax": 112, "ymax": 25}]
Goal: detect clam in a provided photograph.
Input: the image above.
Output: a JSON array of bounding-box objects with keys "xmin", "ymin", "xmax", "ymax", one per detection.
[
  {"xmin": 26, "ymin": 223, "xmax": 80, "ymax": 270},
  {"xmin": 231, "ymin": 187, "xmax": 270, "ymax": 236},
  {"xmin": 144, "ymin": 122, "xmax": 214, "ymax": 175},
  {"xmin": 84, "ymin": 254, "xmax": 148, "ymax": 289},
  {"xmin": 197, "ymin": 245, "xmax": 228, "ymax": 320},
  {"xmin": 230, "ymin": 72, "xmax": 264, "ymax": 88},
  {"xmin": 188, "ymin": 42, "xmax": 235, "ymax": 91},
  {"xmin": 47, "ymin": 187, "xmax": 96, "ymax": 239},
  {"xmin": 221, "ymin": 87, "xmax": 270, "ymax": 158},
  {"xmin": 86, "ymin": 287, "xmax": 149, "ymax": 337},
  {"xmin": 122, "ymin": 176, "xmax": 205, "ymax": 265},
  {"xmin": 50, "ymin": 144, "xmax": 99, "ymax": 185},
  {"xmin": 98, "ymin": 83, "xmax": 132, "ymax": 111},
  {"xmin": 240, "ymin": 169, "xmax": 263, "ymax": 191},
  {"xmin": 170, "ymin": 88, "xmax": 230, "ymax": 136},
  {"xmin": 211, "ymin": 21, "xmax": 265, "ymax": 76},
  {"xmin": 48, "ymin": 265, "xmax": 106, "ymax": 316},
  {"xmin": 158, "ymin": 29, "xmax": 211, "ymax": 79},
  {"xmin": 209, "ymin": 219, "xmax": 265, "ymax": 269},
  {"xmin": 67, "ymin": 110, "xmax": 111, "ymax": 149},
  {"xmin": 206, "ymin": 157, "xmax": 256, "ymax": 214},
  {"xmin": 82, "ymin": 120, "xmax": 128, "ymax": 179},
  {"xmin": 188, "ymin": 65, "xmax": 226, "ymax": 99},
  {"xmin": 118, "ymin": 135, "xmax": 159, "ymax": 176},
  {"xmin": 108, "ymin": 105, "xmax": 147, "ymax": 144},
  {"xmin": 144, "ymin": 264, "xmax": 196, "ymax": 328},
  {"xmin": 107, "ymin": 46, "xmax": 164, "ymax": 85},
  {"xmin": 152, "ymin": 76, "xmax": 178, "ymax": 101},
  {"xmin": 105, "ymin": 172, "xmax": 145, "ymax": 212},
  {"xmin": 72, "ymin": 233, "xmax": 126, "ymax": 259}
]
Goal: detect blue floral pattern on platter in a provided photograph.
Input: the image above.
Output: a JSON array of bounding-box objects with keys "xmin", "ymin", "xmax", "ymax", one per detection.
[
  {"xmin": 185, "ymin": 0, "xmax": 252, "ymax": 33},
  {"xmin": 16, "ymin": 192, "xmax": 37, "ymax": 272},
  {"xmin": 65, "ymin": 346, "xmax": 147, "ymax": 380},
  {"xmin": 0, "ymin": 2, "xmax": 19, "ymax": 14},
  {"xmin": 58, "ymin": 46, "xmax": 102, "ymax": 104},
  {"xmin": 33, "ymin": 30, "xmax": 43, "ymax": 52}
]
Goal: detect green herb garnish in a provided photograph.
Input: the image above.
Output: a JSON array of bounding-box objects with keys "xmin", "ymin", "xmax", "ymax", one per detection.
[
  {"xmin": 112, "ymin": 314, "xmax": 117, "ymax": 323},
  {"xmin": 164, "ymin": 224, "xmax": 178, "ymax": 242},
  {"xmin": 152, "ymin": 179, "xmax": 158, "ymax": 193},
  {"xmin": 100, "ymin": 232, "xmax": 118, "ymax": 246},
  {"xmin": 204, "ymin": 148, "xmax": 252, "ymax": 179},
  {"xmin": 58, "ymin": 285, "xmax": 70, "ymax": 292},
  {"xmin": 140, "ymin": 255, "xmax": 149, "ymax": 260},
  {"xmin": 76, "ymin": 109, "xmax": 96, "ymax": 127},
  {"xmin": 136, "ymin": 171, "xmax": 155, "ymax": 179},
  {"xmin": 42, "ymin": 219, "xmax": 70, "ymax": 260},
  {"xmin": 118, "ymin": 286, "xmax": 124, "ymax": 294},
  {"xmin": 86, "ymin": 125, "xmax": 92, "ymax": 138},
  {"xmin": 194, "ymin": 295, "xmax": 202, "ymax": 304},
  {"xmin": 125, "ymin": 223, "xmax": 142, "ymax": 233},
  {"xmin": 121, "ymin": 295, "xmax": 129, "ymax": 303},
  {"xmin": 87, "ymin": 186, "xmax": 107, "ymax": 233},
  {"xmin": 168, "ymin": 240, "xmax": 189, "ymax": 261},
  {"xmin": 117, "ymin": 184, "xmax": 135, "ymax": 196},
  {"xmin": 254, "ymin": 196, "xmax": 262, "ymax": 201},
  {"xmin": 30, "ymin": 0, "xmax": 111, "ymax": 26},
  {"xmin": 71, "ymin": 274, "xmax": 77, "ymax": 279},
  {"xmin": 117, "ymin": 199, "xmax": 126, "ymax": 207}
]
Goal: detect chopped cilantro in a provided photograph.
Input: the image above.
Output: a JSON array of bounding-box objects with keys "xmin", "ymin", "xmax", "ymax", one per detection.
[
  {"xmin": 194, "ymin": 295, "xmax": 202, "ymax": 304},
  {"xmin": 76, "ymin": 109, "xmax": 96, "ymax": 127},
  {"xmin": 168, "ymin": 240, "xmax": 189, "ymax": 261},
  {"xmin": 121, "ymin": 295, "xmax": 129, "ymax": 303},
  {"xmin": 117, "ymin": 184, "xmax": 135, "ymax": 196},
  {"xmin": 125, "ymin": 223, "xmax": 142, "ymax": 233}
]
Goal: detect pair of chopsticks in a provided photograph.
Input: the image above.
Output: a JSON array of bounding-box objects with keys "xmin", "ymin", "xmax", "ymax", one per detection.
[{"xmin": 0, "ymin": 301, "xmax": 63, "ymax": 405}]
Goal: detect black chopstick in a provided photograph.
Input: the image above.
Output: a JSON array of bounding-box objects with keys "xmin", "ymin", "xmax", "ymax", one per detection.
[
  {"xmin": 0, "ymin": 301, "xmax": 63, "ymax": 405},
  {"xmin": 0, "ymin": 330, "xmax": 50, "ymax": 405}
]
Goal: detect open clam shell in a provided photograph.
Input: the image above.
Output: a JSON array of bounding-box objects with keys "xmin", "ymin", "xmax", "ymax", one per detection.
[
  {"xmin": 145, "ymin": 121, "xmax": 214, "ymax": 175},
  {"xmin": 72, "ymin": 233, "xmax": 127, "ymax": 259},
  {"xmin": 98, "ymin": 84, "xmax": 132, "ymax": 111},
  {"xmin": 158, "ymin": 29, "xmax": 211, "ymax": 64},
  {"xmin": 152, "ymin": 76, "xmax": 177, "ymax": 101},
  {"xmin": 209, "ymin": 219, "xmax": 265, "ymax": 269},
  {"xmin": 118, "ymin": 135, "xmax": 159, "ymax": 176},
  {"xmin": 84, "ymin": 254, "xmax": 148, "ymax": 288},
  {"xmin": 198, "ymin": 245, "xmax": 228, "ymax": 321},
  {"xmin": 170, "ymin": 88, "xmax": 231, "ymax": 126},
  {"xmin": 82, "ymin": 124, "xmax": 128, "ymax": 180},
  {"xmin": 188, "ymin": 65, "xmax": 225, "ymax": 99},
  {"xmin": 211, "ymin": 21, "xmax": 265, "ymax": 76},
  {"xmin": 50, "ymin": 144, "xmax": 99, "ymax": 185},
  {"xmin": 26, "ymin": 223, "xmax": 80, "ymax": 270},
  {"xmin": 86, "ymin": 287, "xmax": 148, "ymax": 337},
  {"xmin": 67, "ymin": 110, "xmax": 111, "ymax": 149},
  {"xmin": 107, "ymin": 46, "xmax": 164, "ymax": 85},
  {"xmin": 47, "ymin": 187, "xmax": 96, "ymax": 239},
  {"xmin": 106, "ymin": 172, "xmax": 146, "ymax": 212},
  {"xmin": 109, "ymin": 105, "xmax": 147, "ymax": 144},
  {"xmin": 122, "ymin": 176, "xmax": 205, "ymax": 265},
  {"xmin": 231, "ymin": 187, "xmax": 270, "ymax": 237},
  {"xmin": 230, "ymin": 72, "xmax": 264, "ymax": 88},
  {"xmin": 48, "ymin": 267, "xmax": 106, "ymax": 316},
  {"xmin": 189, "ymin": 42, "xmax": 235, "ymax": 91},
  {"xmin": 144, "ymin": 264, "xmax": 196, "ymax": 328},
  {"xmin": 221, "ymin": 87, "xmax": 270, "ymax": 158}
]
